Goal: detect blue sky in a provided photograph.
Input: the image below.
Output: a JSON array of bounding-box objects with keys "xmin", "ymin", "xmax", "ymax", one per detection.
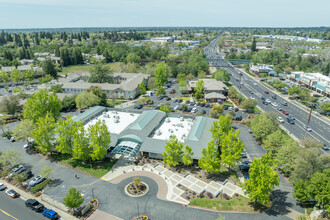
[{"xmin": 0, "ymin": 0, "xmax": 329, "ymax": 28}]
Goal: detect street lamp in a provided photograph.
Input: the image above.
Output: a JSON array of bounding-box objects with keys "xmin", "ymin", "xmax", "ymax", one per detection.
[{"xmin": 91, "ymin": 188, "xmax": 95, "ymax": 200}]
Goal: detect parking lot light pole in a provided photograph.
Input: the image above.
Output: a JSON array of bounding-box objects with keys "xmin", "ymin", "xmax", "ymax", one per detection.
[{"xmin": 92, "ymin": 188, "xmax": 95, "ymax": 200}]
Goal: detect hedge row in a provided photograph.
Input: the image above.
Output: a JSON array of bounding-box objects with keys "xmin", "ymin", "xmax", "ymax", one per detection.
[{"xmin": 30, "ymin": 179, "xmax": 51, "ymax": 194}]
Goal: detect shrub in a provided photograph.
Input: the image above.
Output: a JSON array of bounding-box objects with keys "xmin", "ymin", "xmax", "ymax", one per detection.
[
  {"xmin": 30, "ymin": 179, "xmax": 51, "ymax": 194},
  {"xmin": 186, "ymin": 196, "xmax": 190, "ymax": 200},
  {"xmin": 207, "ymin": 192, "xmax": 213, "ymax": 199},
  {"xmin": 35, "ymin": 192, "xmax": 41, "ymax": 197},
  {"xmin": 199, "ymin": 193, "xmax": 204, "ymax": 198},
  {"xmin": 222, "ymin": 193, "xmax": 230, "ymax": 200},
  {"xmin": 2, "ymin": 131, "xmax": 11, "ymax": 138},
  {"xmin": 192, "ymin": 191, "xmax": 196, "ymax": 196}
]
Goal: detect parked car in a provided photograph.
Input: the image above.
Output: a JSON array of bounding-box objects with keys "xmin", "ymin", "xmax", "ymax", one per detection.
[
  {"xmin": 277, "ymin": 116, "xmax": 284, "ymax": 123},
  {"xmin": 136, "ymin": 105, "xmax": 143, "ymax": 109},
  {"xmin": 262, "ymin": 100, "xmax": 268, "ymax": 105},
  {"xmin": 272, "ymin": 95, "xmax": 277, "ymax": 99},
  {"xmin": 169, "ymin": 89, "xmax": 176, "ymax": 94},
  {"xmin": 223, "ymin": 105, "xmax": 228, "ymax": 110},
  {"xmin": 6, "ymin": 189, "xmax": 19, "ymax": 198},
  {"xmin": 282, "ymin": 110, "xmax": 289, "ymax": 115},
  {"xmin": 178, "ymin": 99, "xmax": 183, "ymax": 103},
  {"xmin": 303, "ymin": 125, "xmax": 312, "ymax": 132},
  {"xmin": 61, "ymin": 116, "xmax": 67, "ymax": 121},
  {"xmin": 196, "ymin": 102, "xmax": 200, "ymax": 106},
  {"xmin": 29, "ymin": 176, "xmax": 46, "ymax": 187},
  {"xmin": 241, "ymin": 152, "xmax": 247, "ymax": 158},
  {"xmin": 42, "ymin": 209, "xmax": 59, "ymax": 220},
  {"xmin": 25, "ymin": 199, "xmax": 45, "ymax": 212},
  {"xmin": 201, "ymin": 110, "xmax": 206, "ymax": 114},
  {"xmin": 264, "ymin": 90, "xmax": 269, "ymax": 94},
  {"xmin": 185, "ymin": 100, "xmax": 190, "ymax": 104},
  {"xmin": 323, "ymin": 144, "xmax": 329, "ymax": 150},
  {"xmin": 191, "ymin": 108, "xmax": 198, "ymax": 113},
  {"xmin": 265, "ymin": 99, "xmax": 271, "ymax": 104},
  {"xmin": 9, "ymin": 165, "xmax": 25, "ymax": 178},
  {"xmin": 234, "ymin": 116, "xmax": 242, "ymax": 121},
  {"xmin": 0, "ymin": 182, "xmax": 6, "ymax": 190},
  {"xmin": 234, "ymin": 107, "xmax": 239, "ymax": 112},
  {"xmin": 288, "ymin": 115, "xmax": 295, "ymax": 120},
  {"xmin": 205, "ymin": 104, "xmax": 210, "ymax": 108},
  {"xmin": 239, "ymin": 164, "xmax": 250, "ymax": 171},
  {"xmin": 166, "ymin": 97, "xmax": 171, "ymax": 101},
  {"xmin": 200, "ymin": 103, "xmax": 205, "ymax": 107},
  {"xmin": 277, "ymin": 106, "xmax": 282, "ymax": 111},
  {"xmin": 250, "ymin": 90, "xmax": 254, "ymax": 94},
  {"xmin": 23, "ymin": 170, "xmax": 33, "ymax": 180}
]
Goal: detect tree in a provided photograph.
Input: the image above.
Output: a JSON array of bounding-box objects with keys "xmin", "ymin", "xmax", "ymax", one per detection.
[
  {"xmin": 42, "ymin": 59, "xmax": 57, "ymax": 78},
  {"xmin": 308, "ymin": 169, "xmax": 330, "ymax": 212},
  {"xmin": 32, "ymin": 114, "xmax": 56, "ymax": 154},
  {"xmin": 159, "ymin": 102, "xmax": 172, "ymax": 113},
  {"xmin": 55, "ymin": 115, "xmax": 78, "ymax": 155},
  {"xmin": 24, "ymin": 89, "xmax": 62, "ymax": 123},
  {"xmin": 138, "ymin": 81, "xmax": 146, "ymax": 95},
  {"xmin": 162, "ymin": 136, "xmax": 184, "ymax": 167},
  {"xmin": 241, "ymin": 98, "xmax": 258, "ymax": 112},
  {"xmin": 195, "ymin": 79, "xmax": 204, "ymax": 99},
  {"xmin": 293, "ymin": 180, "xmax": 310, "ymax": 203},
  {"xmin": 11, "ymin": 119, "xmax": 35, "ymax": 141},
  {"xmin": 88, "ymin": 64, "xmax": 113, "ymax": 83},
  {"xmin": 276, "ymin": 140, "xmax": 300, "ymax": 176},
  {"xmin": 88, "ymin": 120, "xmax": 111, "ymax": 161},
  {"xmin": 291, "ymin": 150, "xmax": 329, "ymax": 182},
  {"xmin": 209, "ymin": 114, "xmax": 232, "ymax": 144},
  {"xmin": 220, "ymin": 129, "xmax": 244, "ymax": 168},
  {"xmin": 0, "ymin": 149, "xmax": 21, "ymax": 172},
  {"xmin": 50, "ymin": 84, "xmax": 63, "ymax": 93},
  {"xmin": 212, "ymin": 69, "xmax": 230, "ymax": 82},
  {"xmin": 243, "ymin": 153, "xmax": 279, "ymax": 205},
  {"xmin": 0, "ymin": 94, "xmax": 20, "ymax": 116},
  {"xmin": 72, "ymin": 121, "xmax": 89, "ymax": 161},
  {"xmin": 75, "ymin": 91, "xmax": 99, "ymax": 109},
  {"xmin": 251, "ymin": 37, "xmax": 257, "ymax": 52},
  {"xmin": 40, "ymin": 166, "xmax": 52, "ymax": 178},
  {"xmin": 228, "ymin": 87, "xmax": 238, "ymax": 99},
  {"xmin": 10, "ymin": 69, "xmax": 21, "ymax": 83},
  {"xmin": 198, "ymin": 140, "xmax": 221, "ymax": 174},
  {"xmin": 63, "ymin": 188, "xmax": 84, "ymax": 211},
  {"xmin": 178, "ymin": 80, "xmax": 189, "ymax": 94},
  {"xmin": 155, "ymin": 87, "xmax": 165, "ymax": 96},
  {"xmin": 264, "ymin": 129, "xmax": 287, "ymax": 153},
  {"xmin": 319, "ymin": 102, "xmax": 330, "ymax": 112},
  {"xmin": 126, "ymin": 53, "xmax": 140, "ymax": 64},
  {"xmin": 288, "ymin": 86, "xmax": 301, "ymax": 96},
  {"xmin": 0, "ymin": 70, "xmax": 9, "ymax": 83},
  {"xmin": 210, "ymin": 105, "xmax": 224, "ymax": 118},
  {"xmin": 154, "ymin": 63, "xmax": 169, "ymax": 88},
  {"xmin": 301, "ymin": 137, "xmax": 322, "ymax": 149},
  {"xmin": 182, "ymin": 146, "xmax": 194, "ymax": 166},
  {"xmin": 250, "ymin": 114, "xmax": 277, "ymax": 141},
  {"xmin": 87, "ymin": 86, "xmax": 107, "ymax": 106},
  {"xmin": 23, "ymin": 69, "xmax": 35, "ymax": 81},
  {"xmin": 61, "ymin": 95, "xmax": 77, "ymax": 111}
]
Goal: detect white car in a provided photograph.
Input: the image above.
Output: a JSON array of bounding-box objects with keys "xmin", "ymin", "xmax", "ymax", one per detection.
[
  {"xmin": 253, "ymin": 83, "xmax": 258, "ymax": 86},
  {"xmin": 250, "ymin": 96, "xmax": 256, "ymax": 100},
  {"xmin": 271, "ymin": 102, "xmax": 278, "ymax": 107},
  {"xmin": 277, "ymin": 117, "xmax": 284, "ymax": 123},
  {"xmin": 0, "ymin": 182, "xmax": 6, "ymax": 190},
  {"xmin": 265, "ymin": 99, "xmax": 271, "ymax": 104},
  {"xmin": 303, "ymin": 125, "xmax": 312, "ymax": 132}
]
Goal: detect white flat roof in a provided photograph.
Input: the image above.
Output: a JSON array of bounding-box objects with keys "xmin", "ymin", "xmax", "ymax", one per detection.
[
  {"xmin": 84, "ymin": 111, "xmax": 140, "ymax": 134},
  {"xmin": 151, "ymin": 117, "xmax": 194, "ymax": 142}
]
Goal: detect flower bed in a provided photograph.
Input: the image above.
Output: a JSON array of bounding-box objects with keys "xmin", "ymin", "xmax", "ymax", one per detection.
[
  {"xmin": 133, "ymin": 216, "xmax": 149, "ymax": 220},
  {"xmin": 125, "ymin": 182, "xmax": 149, "ymax": 197}
]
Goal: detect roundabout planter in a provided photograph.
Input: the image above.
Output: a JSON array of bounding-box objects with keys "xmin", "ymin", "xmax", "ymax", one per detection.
[
  {"xmin": 125, "ymin": 182, "xmax": 149, "ymax": 197},
  {"xmin": 133, "ymin": 216, "xmax": 149, "ymax": 220}
]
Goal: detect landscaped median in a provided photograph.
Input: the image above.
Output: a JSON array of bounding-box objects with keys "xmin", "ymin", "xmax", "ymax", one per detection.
[{"xmin": 189, "ymin": 196, "xmax": 268, "ymax": 212}]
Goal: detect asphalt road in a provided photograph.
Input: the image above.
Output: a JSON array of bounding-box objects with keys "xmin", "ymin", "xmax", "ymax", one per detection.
[
  {"xmin": 205, "ymin": 36, "xmax": 330, "ymax": 154},
  {"xmin": 0, "ymin": 190, "xmax": 45, "ymax": 220}
]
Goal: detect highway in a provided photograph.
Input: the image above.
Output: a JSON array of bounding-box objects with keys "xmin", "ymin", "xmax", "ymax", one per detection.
[
  {"xmin": 0, "ymin": 191, "xmax": 45, "ymax": 220},
  {"xmin": 204, "ymin": 36, "xmax": 330, "ymax": 154}
]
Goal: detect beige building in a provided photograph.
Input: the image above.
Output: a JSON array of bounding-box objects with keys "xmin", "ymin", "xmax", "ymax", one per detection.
[{"xmin": 189, "ymin": 78, "xmax": 229, "ymax": 102}]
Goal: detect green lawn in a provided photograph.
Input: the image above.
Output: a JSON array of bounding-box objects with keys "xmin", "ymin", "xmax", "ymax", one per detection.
[
  {"xmin": 106, "ymin": 100, "xmax": 128, "ymax": 106},
  {"xmin": 189, "ymin": 196, "xmax": 267, "ymax": 212},
  {"xmin": 253, "ymin": 106, "xmax": 262, "ymax": 113},
  {"xmin": 223, "ymin": 102, "xmax": 234, "ymax": 107},
  {"xmin": 50, "ymin": 154, "xmax": 116, "ymax": 178},
  {"xmin": 59, "ymin": 62, "xmax": 125, "ymax": 76}
]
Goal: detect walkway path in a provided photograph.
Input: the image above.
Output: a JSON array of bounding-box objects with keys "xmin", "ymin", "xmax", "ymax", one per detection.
[{"xmin": 103, "ymin": 162, "xmax": 247, "ymax": 205}]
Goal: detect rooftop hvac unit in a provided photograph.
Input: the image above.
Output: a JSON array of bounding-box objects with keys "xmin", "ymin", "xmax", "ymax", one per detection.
[
  {"xmin": 180, "ymin": 117, "xmax": 184, "ymax": 121},
  {"xmin": 104, "ymin": 114, "xmax": 109, "ymax": 118},
  {"xmin": 156, "ymin": 130, "xmax": 162, "ymax": 136},
  {"xmin": 166, "ymin": 118, "xmax": 171, "ymax": 123}
]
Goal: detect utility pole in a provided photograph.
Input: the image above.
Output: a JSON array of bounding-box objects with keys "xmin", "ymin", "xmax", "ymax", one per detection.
[
  {"xmin": 304, "ymin": 104, "xmax": 313, "ymax": 138},
  {"xmin": 91, "ymin": 188, "xmax": 95, "ymax": 200}
]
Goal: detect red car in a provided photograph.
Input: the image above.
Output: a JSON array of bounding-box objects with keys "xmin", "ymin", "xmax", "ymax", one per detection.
[
  {"xmin": 265, "ymin": 91, "xmax": 269, "ymax": 94},
  {"xmin": 282, "ymin": 110, "xmax": 289, "ymax": 115}
]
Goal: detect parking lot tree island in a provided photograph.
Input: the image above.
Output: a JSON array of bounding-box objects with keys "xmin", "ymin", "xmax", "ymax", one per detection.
[{"xmin": 63, "ymin": 188, "xmax": 84, "ymax": 212}]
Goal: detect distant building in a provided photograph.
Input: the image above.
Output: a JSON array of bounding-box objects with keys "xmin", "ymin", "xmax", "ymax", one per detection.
[
  {"xmin": 189, "ymin": 79, "xmax": 229, "ymax": 102},
  {"xmin": 61, "ymin": 72, "xmax": 149, "ymax": 99},
  {"xmin": 250, "ymin": 64, "xmax": 274, "ymax": 74},
  {"xmin": 290, "ymin": 72, "xmax": 330, "ymax": 97}
]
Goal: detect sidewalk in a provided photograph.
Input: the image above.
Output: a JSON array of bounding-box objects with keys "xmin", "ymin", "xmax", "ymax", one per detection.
[{"xmin": 0, "ymin": 179, "xmax": 78, "ymax": 220}]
